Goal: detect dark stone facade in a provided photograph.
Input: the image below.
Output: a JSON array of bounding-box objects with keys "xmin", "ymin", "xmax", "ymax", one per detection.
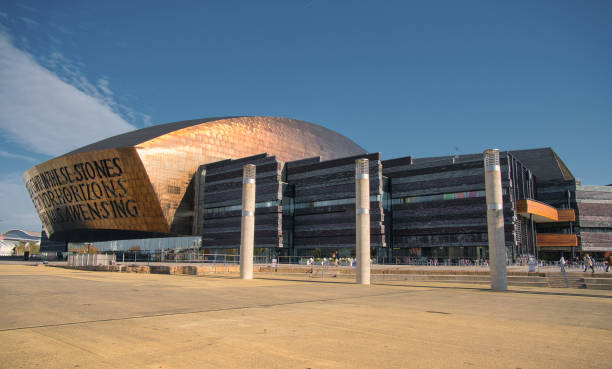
[
  {"xmin": 575, "ymin": 185, "xmax": 612, "ymax": 252},
  {"xmin": 191, "ymin": 147, "xmax": 610, "ymax": 261}
]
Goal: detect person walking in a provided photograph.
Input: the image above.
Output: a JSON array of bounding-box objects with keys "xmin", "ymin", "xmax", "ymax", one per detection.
[
  {"xmin": 560, "ymin": 255, "xmax": 566, "ymax": 272},
  {"xmin": 606, "ymin": 254, "xmax": 612, "ymax": 272},
  {"xmin": 584, "ymin": 254, "xmax": 595, "ymax": 273}
]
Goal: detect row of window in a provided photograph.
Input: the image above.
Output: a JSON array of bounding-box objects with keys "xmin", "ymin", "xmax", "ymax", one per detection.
[
  {"xmin": 203, "ymin": 201, "xmax": 281, "ymax": 215},
  {"xmin": 203, "ymin": 195, "xmax": 385, "ymax": 215},
  {"xmin": 202, "ymin": 189, "xmax": 505, "ymax": 215},
  {"xmin": 293, "ymin": 195, "xmax": 382, "ymax": 210},
  {"xmin": 391, "ymin": 189, "xmax": 508, "ymax": 205}
]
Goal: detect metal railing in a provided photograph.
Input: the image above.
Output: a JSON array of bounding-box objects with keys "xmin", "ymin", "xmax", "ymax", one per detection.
[
  {"xmin": 54, "ymin": 251, "xmax": 610, "ymax": 272},
  {"xmin": 67, "ymin": 253, "xmax": 116, "ymax": 266}
]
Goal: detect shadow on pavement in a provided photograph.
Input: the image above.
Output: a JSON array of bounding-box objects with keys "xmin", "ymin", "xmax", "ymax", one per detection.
[
  {"xmin": 372, "ymin": 281, "xmax": 612, "ymax": 298},
  {"xmin": 245, "ymin": 274, "xmax": 612, "ymax": 299}
]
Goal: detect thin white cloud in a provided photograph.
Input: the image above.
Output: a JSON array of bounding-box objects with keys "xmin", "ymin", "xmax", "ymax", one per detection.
[
  {"xmin": 16, "ymin": 4, "xmax": 38, "ymax": 12},
  {"xmin": 97, "ymin": 77, "xmax": 113, "ymax": 96},
  {"xmin": 49, "ymin": 23, "xmax": 72, "ymax": 35},
  {"xmin": 0, "ymin": 149, "xmax": 37, "ymax": 162},
  {"xmin": 19, "ymin": 16, "xmax": 38, "ymax": 27},
  {"xmin": 115, "ymin": 101, "xmax": 152, "ymax": 127},
  {"xmin": 39, "ymin": 52, "xmax": 152, "ymax": 127},
  {"xmin": 47, "ymin": 34, "xmax": 61, "ymax": 44},
  {"xmin": 0, "ymin": 173, "xmax": 41, "ymax": 231},
  {"xmin": 0, "ymin": 32, "xmax": 136, "ymax": 156}
]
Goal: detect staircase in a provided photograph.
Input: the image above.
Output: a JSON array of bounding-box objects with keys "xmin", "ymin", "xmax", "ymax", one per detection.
[
  {"xmin": 583, "ymin": 275, "xmax": 612, "ymax": 290},
  {"xmin": 546, "ymin": 272, "xmax": 586, "ymax": 288}
]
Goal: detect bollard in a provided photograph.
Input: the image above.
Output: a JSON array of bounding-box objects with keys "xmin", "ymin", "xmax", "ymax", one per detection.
[
  {"xmin": 240, "ymin": 164, "xmax": 256, "ymax": 279},
  {"xmin": 483, "ymin": 149, "xmax": 508, "ymax": 291},
  {"xmin": 355, "ymin": 158, "xmax": 371, "ymax": 285}
]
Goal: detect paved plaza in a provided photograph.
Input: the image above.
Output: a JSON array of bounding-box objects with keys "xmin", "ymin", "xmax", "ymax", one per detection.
[{"xmin": 0, "ymin": 264, "xmax": 611, "ymax": 368}]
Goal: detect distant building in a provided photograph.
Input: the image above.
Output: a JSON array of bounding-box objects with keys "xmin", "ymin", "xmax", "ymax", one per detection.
[
  {"xmin": 24, "ymin": 116, "xmax": 612, "ymax": 261},
  {"xmin": 0, "ymin": 229, "xmax": 41, "ymax": 256}
]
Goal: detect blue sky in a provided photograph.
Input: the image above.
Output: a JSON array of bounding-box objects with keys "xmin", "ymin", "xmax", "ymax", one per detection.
[{"xmin": 1, "ymin": 0, "xmax": 611, "ymax": 231}]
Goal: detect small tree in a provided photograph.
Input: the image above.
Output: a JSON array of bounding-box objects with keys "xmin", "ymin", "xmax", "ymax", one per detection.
[
  {"xmin": 68, "ymin": 244, "xmax": 99, "ymax": 254},
  {"xmin": 26, "ymin": 242, "xmax": 40, "ymax": 255}
]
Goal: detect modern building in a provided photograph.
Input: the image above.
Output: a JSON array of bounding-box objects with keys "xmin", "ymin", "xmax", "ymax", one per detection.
[
  {"xmin": 0, "ymin": 229, "xmax": 41, "ymax": 256},
  {"xmin": 25, "ymin": 116, "xmax": 612, "ymax": 261}
]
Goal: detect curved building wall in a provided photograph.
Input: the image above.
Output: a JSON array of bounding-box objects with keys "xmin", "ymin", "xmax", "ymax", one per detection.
[
  {"xmin": 135, "ymin": 117, "xmax": 366, "ymax": 233},
  {"xmin": 24, "ymin": 117, "xmax": 366, "ymax": 242}
]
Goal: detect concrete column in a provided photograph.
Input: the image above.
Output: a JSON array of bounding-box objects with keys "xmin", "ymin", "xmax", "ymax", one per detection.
[
  {"xmin": 483, "ymin": 149, "xmax": 508, "ymax": 291},
  {"xmin": 240, "ymin": 164, "xmax": 256, "ymax": 280},
  {"xmin": 355, "ymin": 158, "xmax": 370, "ymax": 285}
]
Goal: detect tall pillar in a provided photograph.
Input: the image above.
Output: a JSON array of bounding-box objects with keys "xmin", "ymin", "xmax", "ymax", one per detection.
[
  {"xmin": 483, "ymin": 149, "xmax": 508, "ymax": 291},
  {"xmin": 240, "ymin": 164, "xmax": 256, "ymax": 280},
  {"xmin": 355, "ymin": 158, "xmax": 370, "ymax": 285}
]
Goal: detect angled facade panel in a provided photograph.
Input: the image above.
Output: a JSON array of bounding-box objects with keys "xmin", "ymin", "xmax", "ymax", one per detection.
[{"xmin": 24, "ymin": 147, "xmax": 169, "ymax": 241}]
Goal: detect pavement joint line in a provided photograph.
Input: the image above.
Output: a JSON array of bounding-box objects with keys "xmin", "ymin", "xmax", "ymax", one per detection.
[
  {"xmin": 0, "ymin": 289, "xmax": 422, "ymax": 333},
  {"xmin": 31, "ymin": 328, "xmax": 111, "ymax": 360}
]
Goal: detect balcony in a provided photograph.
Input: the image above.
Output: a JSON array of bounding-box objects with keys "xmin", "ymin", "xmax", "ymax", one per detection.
[
  {"xmin": 537, "ymin": 234, "xmax": 579, "ymax": 247},
  {"xmin": 517, "ymin": 199, "xmax": 576, "ymax": 223},
  {"xmin": 557, "ymin": 209, "xmax": 576, "ymax": 222}
]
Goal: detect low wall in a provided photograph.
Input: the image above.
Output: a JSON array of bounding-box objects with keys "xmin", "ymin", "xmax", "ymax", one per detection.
[
  {"xmin": 256, "ymin": 265, "xmax": 547, "ymax": 277},
  {"xmin": 55, "ymin": 263, "xmax": 549, "ymax": 277},
  {"xmin": 54, "ymin": 263, "xmax": 575, "ymax": 278},
  {"xmin": 55, "ymin": 264, "xmax": 240, "ymax": 275}
]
